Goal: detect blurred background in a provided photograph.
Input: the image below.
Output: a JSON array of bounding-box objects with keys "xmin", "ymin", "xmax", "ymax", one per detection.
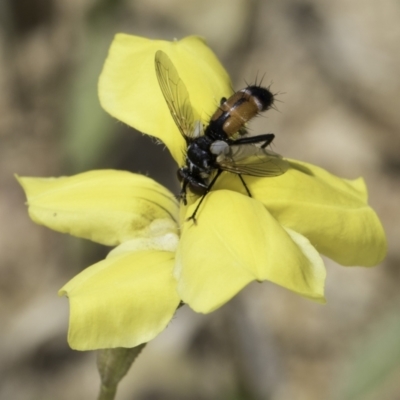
[{"xmin": 1, "ymin": 0, "xmax": 399, "ymax": 399}]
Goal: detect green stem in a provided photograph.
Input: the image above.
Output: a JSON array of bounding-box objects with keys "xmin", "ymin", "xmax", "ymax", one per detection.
[
  {"xmin": 97, "ymin": 344, "xmax": 146, "ymax": 400},
  {"xmin": 98, "ymin": 385, "xmax": 117, "ymax": 400}
]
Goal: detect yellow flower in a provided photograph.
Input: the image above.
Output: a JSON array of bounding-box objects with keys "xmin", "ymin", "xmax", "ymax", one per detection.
[
  {"xmin": 17, "ymin": 35, "xmax": 387, "ymax": 350},
  {"xmin": 17, "ymin": 171, "xmax": 181, "ymax": 350}
]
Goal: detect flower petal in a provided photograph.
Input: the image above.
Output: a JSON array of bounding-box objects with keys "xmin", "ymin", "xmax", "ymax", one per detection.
[
  {"xmin": 59, "ymin": 250, "xmax": 179, "ymax": 350},
  {"xmin": 99, "ymin": 34, "xmax": 233, "ymax": 165},
  {"xmin": 17, "ymin": 170, "xmax": 179, "ymax": 246},
  {"xmin": 175, "ymin": 190, "xmax": 326, "ymax": 313},
  {"xmin": 107, "ymin": 233, "xmax": 179, "ymax": 257},
  {"xmin": 215, "ymin": 160, "xmax": 387, "ymax": 267}
]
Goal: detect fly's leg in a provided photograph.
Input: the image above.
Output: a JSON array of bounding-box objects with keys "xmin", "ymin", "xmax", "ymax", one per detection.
[
  {"xmin": 238, "ymin": 174, "xmax": 252, "ymax": 197},
  {"xmin": 180, "ymin": 179, "xmax": 189, "ymax": 205},
  {"xmin": 187, "ymin": 170, "xmax": 222, "ymax": 223},
  {"xmin": 261, "ymin": 134, "xmax": 275, "ymax": 149},
  {"xmin": 227, "ymin": 133, "xmax": 275, "ymax": 148}
]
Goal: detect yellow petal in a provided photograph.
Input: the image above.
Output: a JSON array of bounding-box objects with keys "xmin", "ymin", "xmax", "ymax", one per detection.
[
  {"xmin": 215, "ymin": 160, "xmax": 387, "ymax": 267},
  {"xmin": 59, "ymin": 250, "xmax": 179, "ymax": 350},
  {"xmin": 107, "ymin": 233, "xmax": 179, "ymax": 257},
  {"xmin": 17, "ymin": 170, "xmax": 179, "ymax": 246},
  {"xmin": 175, "ymin": 191, "xmax": 326, "ymax": 313},
  {"xmin": 99, "ymin": 34, "xmax": 233, "ymax": 165}
]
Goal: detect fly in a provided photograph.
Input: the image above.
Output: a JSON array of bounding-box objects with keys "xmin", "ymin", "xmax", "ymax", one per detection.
[{"xmin": 155, "ymin": 50, "xmax": 288, "ymax": 222}]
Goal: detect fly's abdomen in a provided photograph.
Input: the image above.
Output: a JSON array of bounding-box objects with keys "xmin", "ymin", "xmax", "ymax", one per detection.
[{"xmin": 207, "ymin": 86, "xmax": 275, "ymax": 139}]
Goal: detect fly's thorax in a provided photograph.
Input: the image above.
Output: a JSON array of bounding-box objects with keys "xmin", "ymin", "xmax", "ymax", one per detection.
[{"xmin": 186, "ymin": 137, "xmax": 215, "ymax": 172}]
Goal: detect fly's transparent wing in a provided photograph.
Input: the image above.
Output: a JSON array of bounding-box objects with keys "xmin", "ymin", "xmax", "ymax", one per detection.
[
  {"xmin": 218, "ymin": 144, "xmax": 289, "ymax": 177},
  {"xmin": 155, "ymin": 50, "xmax": 199, "ymax": 142}
]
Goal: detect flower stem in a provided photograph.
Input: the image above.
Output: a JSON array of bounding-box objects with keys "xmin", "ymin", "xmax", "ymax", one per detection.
[{"xmin": 97, "ymin": 344, "xmax": 146, "ymax": 400}]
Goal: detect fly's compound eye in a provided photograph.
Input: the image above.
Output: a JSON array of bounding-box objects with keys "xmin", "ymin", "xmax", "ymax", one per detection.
[{"xmin": 189, "ymin": 183, "xmax": 207, "ymax": 196}]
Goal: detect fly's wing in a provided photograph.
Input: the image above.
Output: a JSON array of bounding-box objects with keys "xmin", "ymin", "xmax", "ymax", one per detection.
[
  {"xmin": 218, "ymin": 144, "xmax": 289, "ymax": 177},
  {"xmin": 155, "ymin": 50, "xmax": 199, "ymax": 142}
]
